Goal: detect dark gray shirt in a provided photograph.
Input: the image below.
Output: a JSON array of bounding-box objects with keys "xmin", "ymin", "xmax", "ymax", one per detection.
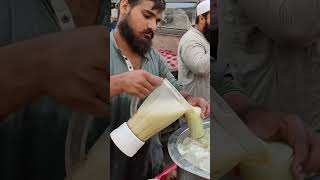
[{"xmin": 218, "ymin": 0, "xmax": 320, "ymax": 130}]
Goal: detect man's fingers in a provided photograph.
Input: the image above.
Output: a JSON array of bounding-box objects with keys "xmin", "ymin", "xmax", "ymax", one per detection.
[
  {"xmin": 143, "ymin": 80, "xmax": 156, "ymax": 92},
  {"xmin": 291, "ymin": 135, "xmax": 309, "ymax": 172},
  {"xmin": 204, "ymin": 103, "xmax": 210, "ymax": 117},
  {"xmin": 304, "ymin": 136, "xmax": 320, "ymax": 174},
  {"xmin": 188, "ymin": 99, "xmax": 197, "ymax": 107},
  {"xmin": 145, "ymin": 73, "xmax": 163, "ymax": 87},
  {"xmin": 138, "ymin": 86, "xmax": 152, "ymax": 97},
  {"xmin": 199, "ymin": 99, "xmax": 207, "ymax": 117},
  {"xmin": 304, "ymin": 147, "xmax": 319, "ymax": 174},
  {"xmin": 137, "ymin": 93, "xmax": 146, "ymax": 99},
  {"xmin": 284, "ymin": 118, "xmax": 309, "ymax": 179}
]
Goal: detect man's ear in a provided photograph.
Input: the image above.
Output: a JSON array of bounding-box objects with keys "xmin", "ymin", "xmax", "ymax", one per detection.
[
  {"xmin": 200, "ymin": 14, "xmax": 206, "ymax": 25},
  {"xmin": 119, "ymin": 0, "xmax": 130, "ymax": 16}
]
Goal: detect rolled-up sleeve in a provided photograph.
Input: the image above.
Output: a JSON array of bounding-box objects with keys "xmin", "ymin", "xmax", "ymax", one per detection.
[
  {"xmin": 238, "ymin": 0, "xmax": 320, "ymax": 44},
  {"xmin": 180, "ymin": 39, "xmax": 210, "ymax": 75}
]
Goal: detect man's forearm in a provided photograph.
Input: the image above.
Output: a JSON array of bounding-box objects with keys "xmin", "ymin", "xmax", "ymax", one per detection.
[{"xmin": 0, "ymin": 40, "xmax": 43, "ymax": 118}]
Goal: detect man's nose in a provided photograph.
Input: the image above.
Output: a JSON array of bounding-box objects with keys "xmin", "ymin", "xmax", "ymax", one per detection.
[{"xmin": 148, "ymin": 20, "xmax": 157, "ymax": 32}]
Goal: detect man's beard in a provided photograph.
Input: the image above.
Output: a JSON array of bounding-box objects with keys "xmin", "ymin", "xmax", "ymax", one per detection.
[
  {"xmin": 118, "ymin": 15, "xmax": 154, "ymax": 57},
  {"xmin": 203, "ymin": 21, "xmax": 211, "ymax": 43}
]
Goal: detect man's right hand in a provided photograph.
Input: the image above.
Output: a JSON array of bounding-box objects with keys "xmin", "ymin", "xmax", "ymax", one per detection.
[
  {"xmin": 0, "ymin": 26, "xmax": 108, "ymax": 117},
  {"xmin": 111, "ymin": 70, "xmax": 163, "ymax": 99},
  {"xmin": 39, "ymin": 26, "xmax": 109, "ymax": 116}
]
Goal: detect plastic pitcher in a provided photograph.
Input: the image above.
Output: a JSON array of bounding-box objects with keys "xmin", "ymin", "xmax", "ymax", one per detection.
[
  {"xmin": 211, "ymin": 87, "xmax": 271, "ymax": 179},
  {"xmin": 110, "ymin": 79, "xmax": 195, "ymax": 157},
  {"xmin": 211, "ymin": 87, "xmax": 294, "ymax": 180}
]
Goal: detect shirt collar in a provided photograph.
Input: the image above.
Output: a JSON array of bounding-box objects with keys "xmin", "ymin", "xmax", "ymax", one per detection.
[
  {"xmin": 190, "ymin": 26, "xmax": 206, "ymax": 39},
  {"xmin": 110, "ymin": 31, "xmax": 121, "ymax": 53}
]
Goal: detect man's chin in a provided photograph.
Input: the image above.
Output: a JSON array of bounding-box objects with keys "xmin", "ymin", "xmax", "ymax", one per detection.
[{"xmin": 130, "ymin": 39, "xmax": 152, "ymax": 57}]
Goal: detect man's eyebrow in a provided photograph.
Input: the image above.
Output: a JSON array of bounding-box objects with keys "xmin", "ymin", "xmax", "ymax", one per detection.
[{"xmin": 143, "ymin": 10, "xmax": 162, "ymax": 22}]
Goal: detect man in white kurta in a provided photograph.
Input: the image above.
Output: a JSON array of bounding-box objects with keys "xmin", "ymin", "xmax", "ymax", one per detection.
[{"xmin": 178, "ymin": 0, "xmax": 211, "ymax": 101}]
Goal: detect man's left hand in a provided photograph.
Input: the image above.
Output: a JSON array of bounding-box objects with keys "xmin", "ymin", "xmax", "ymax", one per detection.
[
  {"xmin": 185, "ymin": 96, "xmax": 210, "ymax": 118},
  {"xmin": 304, "ymin": 130, "xmax": 320, "ymax": 176}
]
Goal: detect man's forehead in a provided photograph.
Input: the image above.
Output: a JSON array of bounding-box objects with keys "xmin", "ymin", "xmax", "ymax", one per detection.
[{"xmin": 136, "ymin": 0, "xmax": 163, "ymax": 14}]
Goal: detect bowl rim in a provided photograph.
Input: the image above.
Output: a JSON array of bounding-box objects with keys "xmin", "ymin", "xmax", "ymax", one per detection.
[{"xmin": 167, "ymin": 120, "xmax": 210, "ymax": 179}]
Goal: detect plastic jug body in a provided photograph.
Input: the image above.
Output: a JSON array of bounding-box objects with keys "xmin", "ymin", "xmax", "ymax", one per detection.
[{"xmin": 127, "ymin": 79, "xmax": 191, "ymax": 141}]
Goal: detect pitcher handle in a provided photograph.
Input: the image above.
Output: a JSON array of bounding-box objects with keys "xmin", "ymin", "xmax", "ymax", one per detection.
[{"xmin": 130, "ymin": 96, "xmax": 141, "ymax": 117}]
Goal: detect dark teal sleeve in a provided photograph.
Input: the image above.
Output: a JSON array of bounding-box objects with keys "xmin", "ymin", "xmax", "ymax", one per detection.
[{"xmin": 211, "ymin": 61, "xmax": 247, "ymax": 96}]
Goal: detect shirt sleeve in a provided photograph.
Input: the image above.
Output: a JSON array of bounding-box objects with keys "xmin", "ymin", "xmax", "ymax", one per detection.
[
  {"xmin": 211, "ymin": 60, "xmax": 247, "ymax": 96},
  {"xmin": 155, "ymin": 51, "xmax": 183, "ymax": 91},
  {"xmin": 236, "ymin": 0, "xmax": 320, "ymax": 44},
  {"xmin": 180, "ymin": 39, "xmax": 210, "ymax": 75}
]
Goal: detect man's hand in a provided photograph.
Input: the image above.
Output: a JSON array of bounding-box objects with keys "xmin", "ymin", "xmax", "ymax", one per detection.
[
  {"xmin": 185, "ymin": 95, "xmax": 210, "ymax": 118},
  {"xmin": 304, "ymin": 129, "xmax": 320, "ymax": 177},
  {"xmin": 0, "ymin": 26, "xmax": 108, "ymax": 117},
  {"xmin": 39, "ymin": 26, "xmax": 109, "ymax": 116},
  {"xmin": 279, "ymin": 115, "xmax": 309, "ymax": 180},
  {"xmin": 245, "ymin": 112, "xmax": 319, "ymax": 180},
  {"xmin": 111, "ymin": 70, "xmax": 163, "ymax": 99}
]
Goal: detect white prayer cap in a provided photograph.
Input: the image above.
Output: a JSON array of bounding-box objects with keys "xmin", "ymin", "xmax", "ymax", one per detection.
[{"xmin": 197, "ymin": 0, "xmax": 210, "ymax": 16}]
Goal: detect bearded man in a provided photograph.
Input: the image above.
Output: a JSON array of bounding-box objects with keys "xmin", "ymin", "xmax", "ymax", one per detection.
[
  {"xmin": 109, "ymin": 0, "xmax": 210, "ymax": 179},
  {"xmin": 177, "ymin": 0, "xmax": 211, "ymax": 102}
]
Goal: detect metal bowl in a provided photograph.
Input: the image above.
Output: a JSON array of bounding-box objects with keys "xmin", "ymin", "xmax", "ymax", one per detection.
[{"xmin": 168, "ymin": 120, "xmax": 210, "ymax": 180}]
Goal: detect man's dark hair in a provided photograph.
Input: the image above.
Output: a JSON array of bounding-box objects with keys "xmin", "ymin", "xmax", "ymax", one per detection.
[
  {"xmin": 125, "ymin": 0, "xmax": 166, "ymax": 11},
  {"xmin": 195, "ymin": 12, "xmax": 209, "ymax": 24}
]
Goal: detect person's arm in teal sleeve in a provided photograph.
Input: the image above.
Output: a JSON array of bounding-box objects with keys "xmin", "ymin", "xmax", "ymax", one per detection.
[{"xmin": 236, "ymin": 0, "xmax": 320, "ymax": 44}]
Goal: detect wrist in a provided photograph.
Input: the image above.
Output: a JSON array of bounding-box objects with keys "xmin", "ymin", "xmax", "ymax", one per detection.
[
  {"xmin": 118, "ymin": 73, "xmax": 127, "ymax": 93},
  {"xmin": 243, "ymin": 105, "xmax": 268, "ymax": 124},
  {"xmin": 180, "ymin": 91, "xmax": 192, "ymax": 100},
  {"xmin": 34, "ymin": 40, "xmax": 53, "ymax": 96},
  {"xmin": 0, "ymin": 39, "xmax": 42, "ymax": 115},
  {"xmin": 10, "ymin": 40, "xmax": 43, "ymax": 97},
  {"xmin": 110, "ymin": 73, "xmax": 127, "ymax": 97}
]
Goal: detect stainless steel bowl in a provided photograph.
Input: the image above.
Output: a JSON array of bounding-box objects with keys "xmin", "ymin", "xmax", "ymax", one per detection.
[{"xmin": 168, "ymin": 120, "xmax": 210, "ymax": 180}]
